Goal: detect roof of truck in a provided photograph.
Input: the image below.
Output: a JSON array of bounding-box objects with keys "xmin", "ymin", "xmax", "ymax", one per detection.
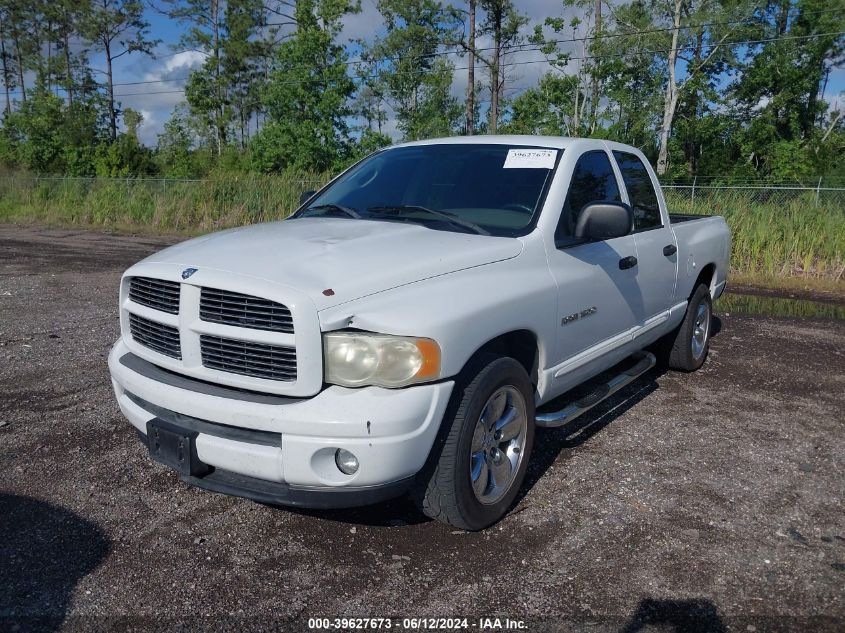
[{"xmin": 393, "ymin": 135, "xmax": 593, "ymax": 150}]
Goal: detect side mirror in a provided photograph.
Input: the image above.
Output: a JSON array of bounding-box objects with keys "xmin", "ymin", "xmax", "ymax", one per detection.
[
  {"xmin": 299, "ymin": 190, "xmax": 316, "ymax": 205},
  {"xmin": 574, "ymin": 201, "xmax": 633, "ymax": 240}
]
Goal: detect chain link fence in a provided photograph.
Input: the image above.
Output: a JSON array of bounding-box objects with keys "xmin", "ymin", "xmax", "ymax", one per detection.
[
  {"xmin": 3, "ymin": 175, "xmax": 843, "ymax": 212},
  {"xmin": 1, "ymin": 174, "xmax": 842, "ymax": 277},
  {"xmin": 661, "ymin": 183, "xmax": 845, "ymax": 213},
  {"xmin": 0, "ymin": 175, "xmax": 326, "ymax": 196}
]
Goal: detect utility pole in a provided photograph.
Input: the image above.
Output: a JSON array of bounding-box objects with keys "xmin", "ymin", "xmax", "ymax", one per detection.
[{"xmin": 466, "ymin": 0, "xmax": 475, "ymax": 135}]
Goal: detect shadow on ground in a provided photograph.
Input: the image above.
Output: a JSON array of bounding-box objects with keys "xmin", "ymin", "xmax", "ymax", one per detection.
[
  {"xmin": 0, "ymin": 494, "xmax": 110, "ymax": 632},
  {"xmin": 267, "ymin": 317, "xmax": 725, "ymax": 528},
  {"xmin": 522, "ymin": 315, "xmax": 723, "ymax": 495},
  {"xmin": 284, "ymin": 364, "xmax": 669, "ymax": 528},
  {"xmin": 620, "ymin": 598, "xmax": 727, "ymax": 633}
]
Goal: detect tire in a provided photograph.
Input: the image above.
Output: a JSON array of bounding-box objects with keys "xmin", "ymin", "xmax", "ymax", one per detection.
[
  {"xmin": 666, "ymin": 283, "xmax": 713, "ymax": 372},
  {"xmin": 414, "ymin": 355, "xmax": 535, "ymax": 531}
]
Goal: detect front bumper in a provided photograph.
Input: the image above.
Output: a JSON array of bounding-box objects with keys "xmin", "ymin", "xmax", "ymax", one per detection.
[{"xmin": 108, "ymin": 339, "xmax": 453, "ymax": 504}]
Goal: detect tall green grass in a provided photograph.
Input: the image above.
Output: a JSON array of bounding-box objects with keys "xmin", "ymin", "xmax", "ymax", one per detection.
[
  {"xmin": 0, "ymin": 173, "xmax": 328, "ymax": 233},
  {"xmin": 0, "ymin": 174, "xmax": 842, "ymax": 282},
  {"xmin": 664, "ymin": 189, "xmax": 844, "ymax": 280}
]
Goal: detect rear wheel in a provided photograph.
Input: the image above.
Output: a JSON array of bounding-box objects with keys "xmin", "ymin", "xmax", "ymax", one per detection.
[
  {"xmin": 415, "ymin": 356, "xmax": 535, "ymax": 531},
  {"xmin": 665, "ymin": 283, "xmax": 712, "ymax": 371}
]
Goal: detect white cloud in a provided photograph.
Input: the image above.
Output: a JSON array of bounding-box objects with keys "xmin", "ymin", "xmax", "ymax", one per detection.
[
  {"xmin": 155, "ymin": 50, "xmax": 207, "ymax": 78},
  {"xmin": 142, "ymin": 50, "xmax": 207, "ymax": 82},
  {"xmin": 114, "ymin": 50, "xmax": 207, "ymax": 145},
  {"xmin": 341, "ymin": 1, "xmax": 383, "ymax": 42}
]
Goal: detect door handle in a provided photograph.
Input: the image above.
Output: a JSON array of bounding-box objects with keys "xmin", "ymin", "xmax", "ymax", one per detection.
[
  {"xmin": 619, "ymin": 255, "xmax": 638, "ymax": 270},
  {"xmin": 663, "ymin": 244, "xmax": 677, "ymax": 256}
]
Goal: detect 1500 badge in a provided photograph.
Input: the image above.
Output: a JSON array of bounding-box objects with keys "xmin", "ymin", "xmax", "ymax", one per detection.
[{"xmin": 562, "ymin": 305, "xmax": 597, "ymax": 325}]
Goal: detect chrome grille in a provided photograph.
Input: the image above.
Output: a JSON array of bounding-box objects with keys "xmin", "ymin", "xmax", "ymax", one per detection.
[
  {"xmin": 200, "ymin": 287, "xmax": 293, "ymax": 333},
  {"xmin": 129, "ymin": 277, "xmax": 180, "ymax": 314},
  {"xmin": 200, "ymin": 335, "xmax": 296, "ymax": 382},
  {"xmin": 129, "ymin": 313, "xmax": 181, "ymax": 359}
]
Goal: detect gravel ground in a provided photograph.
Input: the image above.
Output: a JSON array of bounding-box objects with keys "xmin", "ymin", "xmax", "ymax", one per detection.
[{"xmin": 1, "ymin": 224, "xmax": 843, "ymax": 632}]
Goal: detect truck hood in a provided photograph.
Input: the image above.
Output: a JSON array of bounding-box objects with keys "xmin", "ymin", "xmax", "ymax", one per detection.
[{"xmin": 142, "ymin": 218, "xmax": 523, "ymax": 310}]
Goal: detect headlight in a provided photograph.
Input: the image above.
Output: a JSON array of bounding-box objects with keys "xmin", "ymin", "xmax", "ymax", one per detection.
[{"xmin": 323, "ymin": 332, "xmax": 441, "ymax": 388}]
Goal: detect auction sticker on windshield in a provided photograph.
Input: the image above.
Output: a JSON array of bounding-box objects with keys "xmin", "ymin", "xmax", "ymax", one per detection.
[{"xmin": 503, "ymin": 148, "xmax": 557, "ymax": 169}]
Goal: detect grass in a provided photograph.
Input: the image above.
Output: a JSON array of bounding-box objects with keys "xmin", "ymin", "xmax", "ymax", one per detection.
[
  {"xmin": 664, "ymin": 188, "xmax": 845, "ymax": 283},
  {"xmin": 0, "ymin": 174, "xmax": 842, "ymax": 293},
  {"xmin": 0, "ymin": 173, "xmax": 328, "ymax": 234}
]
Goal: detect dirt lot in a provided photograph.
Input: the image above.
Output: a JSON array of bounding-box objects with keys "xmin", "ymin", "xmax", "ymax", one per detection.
[{"xmin": 1, "ymin": 224, "xmax": 843, "ymax": 632}]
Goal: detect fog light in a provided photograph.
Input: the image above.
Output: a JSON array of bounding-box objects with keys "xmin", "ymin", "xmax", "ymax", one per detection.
[{"xmin": 335, "ymin": 448, "xmax": 359, "ymax": 475}]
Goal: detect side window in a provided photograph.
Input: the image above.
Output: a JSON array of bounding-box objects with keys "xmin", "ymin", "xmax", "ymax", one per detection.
[
  {"xmin": 555, "ymin": 151, "xmax": 621, "ymax": 245},
  {"xmin": 612, "ymin": 151, "xmax": 662, "ymax": 231}
]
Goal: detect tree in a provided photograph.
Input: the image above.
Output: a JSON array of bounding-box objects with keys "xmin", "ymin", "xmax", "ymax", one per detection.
[
  {"xmin": 473, "ymin": 0, "xmax": 526, "ymax": 133},
  {"xmin": 0, "ymin": 0, "xmax": 40, "ymax": 104},
  {"xmin": 533, "ymin": 0, "xmax": 609, "ymax": 136},
  {"xmin": 82, "ymin": 0, "xmax": 157, "ymax": 140},
  {"xmin": 45, "ymin": 0, "xmax": 91, "ymax": 107},
  {"xmin": 0, "ymin": 76, "xmax": 106, "ymax": 174},
  {"xmin": 650, "ymin": 0, "xmax": 748, "ymax": 174},
  {"xmin": 156, "ymin": 105, "xmax": 206, "ymax": 177},
  {"xmin": 730, "ymin": 0, "xmax": 845, "ymax": 181},
  {"xmin": 93, "ymin": 107, "xmax": 156, "ymax": 176},
  {"xmin": 353, "ymin": 75, "xmax": 388, "ymax": 134},
  {"xmin": 250, "ymin": 0, "xmax": 358, "ymax": 172},
  {"xmin": 164, "ymin": 0, "xmax": 223, "ymax": 153},
  {"xmin": 501, "ymin": 73, "xmax": 579, "ymax": 136},
  {"xmin": 0, "ymin": 3, "xmax": 17, "ymax": 112},
  {"xmin": 579, "ymin": 2, "xmax": 664, "ymax": 154},
  {"xmin": 449, "ymin": 0, "xmax": 478, "ymax": 134},
  {"xmin": 62, "ymin": 75, "xmax": 109, "ymax": 174},
  {"xmin": 222, "ymin": 0, "xmax": 265, "ymax": 148},
  {"xmin": 2, "ymin": 81, "xmax": 67, "ymax": 171},
  {"xmin": 466, "ymin": 0, "xmax": 476, "ymax": 134},
  {"xmin": 364, "ymin": 0, "xmax": 462, "ymax": 141},
  {"xmin": 170, "ymin": 0, "xmax": 266, "ymax": 154}
]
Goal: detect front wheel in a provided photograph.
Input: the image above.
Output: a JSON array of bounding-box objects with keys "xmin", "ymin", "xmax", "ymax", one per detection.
[{"xmin": 414, "ymin": 356, "xmax": 535, "ymax": 531}]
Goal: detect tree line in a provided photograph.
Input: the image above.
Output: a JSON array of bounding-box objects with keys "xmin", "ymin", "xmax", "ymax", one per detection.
[{"xmin": 0, "ymin": 0, "xmax": 842, "ymax": 183}]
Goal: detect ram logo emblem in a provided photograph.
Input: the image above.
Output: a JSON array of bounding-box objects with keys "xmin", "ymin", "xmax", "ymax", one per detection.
[{"xmin": 181, "ymin": 267, "xmax": 198, "ymax": 280}]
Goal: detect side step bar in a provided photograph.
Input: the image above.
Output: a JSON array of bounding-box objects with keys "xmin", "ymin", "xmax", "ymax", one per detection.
[{"xmin": 535, "ymin": 351, "xmax": 656, "ymax": 428}]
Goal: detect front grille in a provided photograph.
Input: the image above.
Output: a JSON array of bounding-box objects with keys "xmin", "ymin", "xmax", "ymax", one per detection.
[
  {"xmin": 200, "ymin": 335, "xmax": 296, "ymax": 382},
  {"xmin": 200, "ymin": 287, "xmax": 293, "ymax": 333},
  {"xmin": 129, "ymin": 313, "xmax": 182, "ymax": 359},
  {"xmin": 129, "ymin": 277, "xmax": 180, "ymax": 314}
]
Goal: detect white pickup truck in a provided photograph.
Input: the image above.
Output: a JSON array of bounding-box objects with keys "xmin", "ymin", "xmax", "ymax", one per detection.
[{"xmin": 108, "ymin": 136, "xmax": 730, "ymax": 530}]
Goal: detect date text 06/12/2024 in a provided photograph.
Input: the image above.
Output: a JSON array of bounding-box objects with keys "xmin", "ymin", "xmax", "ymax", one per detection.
[{"xmin": 307, "ymin": 617, "xmax": 528, "ymax": 630}]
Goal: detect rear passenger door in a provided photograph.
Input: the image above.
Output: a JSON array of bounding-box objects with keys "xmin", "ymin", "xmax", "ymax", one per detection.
[
  {"xmin": 612, "ymin": 150, "xmax": 678, "ymax": 323},
  {"xmin": 546, "ymin": 150, "xmax": 640, "ymax": 370}
]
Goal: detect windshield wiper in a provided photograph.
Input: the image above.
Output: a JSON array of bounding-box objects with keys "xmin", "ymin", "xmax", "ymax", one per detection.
[
  {"xmin": 301, "ymin": 204, "xmax": 362, "ymax": 219},
  {"xmin": 366, "ymin": 205, "xmax": 489, "ymax": 236}
]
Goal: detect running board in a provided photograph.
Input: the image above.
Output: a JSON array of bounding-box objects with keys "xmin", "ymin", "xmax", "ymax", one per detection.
[{"xmin": 535, "ymin": 351, "xmax": 656, "ymax": 428}]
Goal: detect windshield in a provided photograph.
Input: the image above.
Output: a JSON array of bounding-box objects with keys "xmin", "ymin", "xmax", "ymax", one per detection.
[{"xmin": 295, "ymin": 143, "xmax": 560, "ymax": 237}]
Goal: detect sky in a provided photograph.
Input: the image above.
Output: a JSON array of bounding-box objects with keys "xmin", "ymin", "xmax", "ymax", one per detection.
[{"xmin": 97, "ymin": 0, "xmax": 845, "ymax": 146}]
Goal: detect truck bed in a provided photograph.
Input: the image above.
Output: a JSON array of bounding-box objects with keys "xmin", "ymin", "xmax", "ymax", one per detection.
[{"xmin": 669, "ymin": 213, "xmax": 712, "ymax": 223}]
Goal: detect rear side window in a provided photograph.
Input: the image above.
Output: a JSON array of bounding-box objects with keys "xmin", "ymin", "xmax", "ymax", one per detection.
[
  {"xmin": 612, "ymin": 151, "xmax": 662, "ymax": 231},
  {"xmin": 556, "ymin": 151, "xmax": 621, "ymax": 245}
]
